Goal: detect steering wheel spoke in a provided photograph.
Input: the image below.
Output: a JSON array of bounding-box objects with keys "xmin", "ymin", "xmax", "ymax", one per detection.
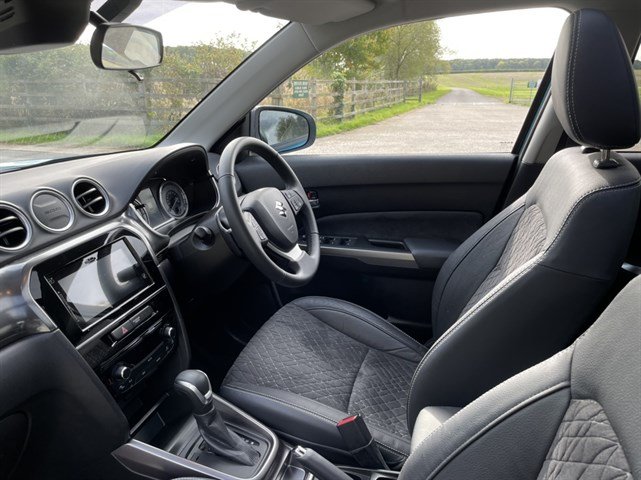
[{"xmin": 267, "ymin": 244, "xmax": 314, "ymax": 275}]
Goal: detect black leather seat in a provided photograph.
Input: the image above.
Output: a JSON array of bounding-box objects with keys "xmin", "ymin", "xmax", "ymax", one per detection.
[
  {"xmin": 221, "ymin": 9, "xmax": 641, "ymax": 468},
  {"xmin": 401, "ymin": 275, "xmax": 641, "ymax": 480}
]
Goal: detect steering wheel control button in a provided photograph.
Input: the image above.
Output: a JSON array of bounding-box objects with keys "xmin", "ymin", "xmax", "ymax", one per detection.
[
  {"xmin": 283, "ymin": 190, "xmax": 304, "ymax": 213},
  {"xmin": 244, "ymin": 212, "xmax": 268, "ymax": 242}
]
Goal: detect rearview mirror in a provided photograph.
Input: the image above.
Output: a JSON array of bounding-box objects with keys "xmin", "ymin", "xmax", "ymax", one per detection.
[
  {"xmin": 251, "ymin": 107, "xmax": 316, "ymax": 154},
  {"xmin": 90, "ymin": 23, "xmax": 163, "ymax": 70}
]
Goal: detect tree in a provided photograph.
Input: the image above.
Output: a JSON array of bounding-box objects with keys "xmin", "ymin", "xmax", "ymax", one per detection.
[
  {"xmin": 383, "ymin": 21, "xmax": 443, "ymax": 80},
  {"xmin": 309, "ymin": 30, "xmax": 390, "ymax": 79}
]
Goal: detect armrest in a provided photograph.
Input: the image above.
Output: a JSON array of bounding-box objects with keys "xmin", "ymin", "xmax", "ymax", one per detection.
[{"xmin": 404, "ymin": 238, "xmax": 458, "ymax": 270}]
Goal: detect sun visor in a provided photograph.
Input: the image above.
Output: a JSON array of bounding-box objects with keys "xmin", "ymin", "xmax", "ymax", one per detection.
[
  {"xmin": 0, "ymin": 0, "xmax": 91, "ymax": 53},
  {"xmin": 224, "ymin": 0, "xmax": 376, "ymax": 25}
]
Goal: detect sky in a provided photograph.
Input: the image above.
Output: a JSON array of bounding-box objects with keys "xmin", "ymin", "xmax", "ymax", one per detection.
[
  {"xmin": 437, "ymin": 8, "xmax": 569, "ymax": 59},
  {"xmin": 85, "ymin": 1, "xmax": 569, "ymax": 59}
]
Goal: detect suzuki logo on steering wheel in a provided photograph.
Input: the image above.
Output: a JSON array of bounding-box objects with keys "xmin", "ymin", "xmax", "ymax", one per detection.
[{"xmin": 275, "ymin": 201, "xmax": 287, "ymax": 218}]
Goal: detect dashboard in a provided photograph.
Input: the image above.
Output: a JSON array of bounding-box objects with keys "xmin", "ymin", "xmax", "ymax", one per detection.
[
  {"xmin": 0, "ymin": 143, "xmax": 218, "ymax": 267},
  {"xmin": 0, "ymin": 143, "xmax": 228, "ymax": 432}
]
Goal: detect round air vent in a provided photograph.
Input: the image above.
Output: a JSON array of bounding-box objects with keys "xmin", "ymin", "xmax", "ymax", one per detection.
[
  {"xmin": 30, "ymin": 189, "xmax": 74, "ymax": 232},
  {"xmin": 72, "ymin": 179, "xmax": 109, "ymax": 217},
  {"xmin": 0, "ymin": 204, "xmax": 31, "ymax": 251}
]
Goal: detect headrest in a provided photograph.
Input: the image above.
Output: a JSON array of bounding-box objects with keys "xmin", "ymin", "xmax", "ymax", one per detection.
[{"xmin": 552, "ymin": 9, "xmax": 640, "ymax": 150}]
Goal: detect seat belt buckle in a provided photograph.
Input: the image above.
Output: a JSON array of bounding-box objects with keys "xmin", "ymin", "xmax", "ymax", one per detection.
[{"xmin": 336, "ymin": 414, "xmax": 388, "ymax": 470}]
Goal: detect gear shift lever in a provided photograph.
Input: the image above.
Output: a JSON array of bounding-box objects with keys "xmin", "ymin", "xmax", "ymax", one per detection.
[{"xmin": 175, "ymin": 370, "xmax": 259, "ymax": 466}]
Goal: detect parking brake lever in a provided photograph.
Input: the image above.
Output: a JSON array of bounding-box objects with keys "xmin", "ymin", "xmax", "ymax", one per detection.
[{"xmin": 291, "ymin": 446, "xmax": 352, "ymax": 480}]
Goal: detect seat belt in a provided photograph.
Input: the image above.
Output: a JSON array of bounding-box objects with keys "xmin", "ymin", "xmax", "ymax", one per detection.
[{"xmin": 336, "ymin": 414, "xmax": 388, "ymax": 470}]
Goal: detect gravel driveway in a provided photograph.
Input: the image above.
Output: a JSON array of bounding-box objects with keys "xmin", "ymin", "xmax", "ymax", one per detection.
[{"xmin": 303, "ymin": 88, "xmax": 529, "ymax": 155}]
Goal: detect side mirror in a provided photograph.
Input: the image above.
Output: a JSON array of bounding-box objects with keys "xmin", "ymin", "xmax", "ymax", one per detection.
[
  {"xmin": 90, "ymin": 23, "xmax": 163, "ymax": 71},
  {"xmin": 251, "ymin": 107, "xmax": 316, "ymax": 154}
]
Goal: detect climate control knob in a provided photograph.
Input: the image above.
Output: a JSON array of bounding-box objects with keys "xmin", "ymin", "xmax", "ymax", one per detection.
[
  {"xmin": 112, "ymin": 364, "xmax": 131, "ymax": 381},
  {"xmin": 161, "ymin": 325, "xmax": 176, "ymax": 340}
]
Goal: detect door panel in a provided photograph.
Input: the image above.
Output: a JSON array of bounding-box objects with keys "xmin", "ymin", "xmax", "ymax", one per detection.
[
  {"xmin": 236, "ymin": 154, "xmax": 513, "ymax": 219},
  {"xmin": 234, "ymin": 153, "xmax": 515, "ymax": 338}
]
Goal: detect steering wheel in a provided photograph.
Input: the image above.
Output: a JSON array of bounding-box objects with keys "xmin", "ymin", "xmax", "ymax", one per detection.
[{"xmin": 218, "ymin": 137, "xmax": 320, "ymax": 287}]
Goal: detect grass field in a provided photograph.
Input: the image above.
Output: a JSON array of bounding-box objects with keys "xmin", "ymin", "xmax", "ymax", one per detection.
[
  {"xmin": 437, "ymin": 71, "xmax": 544, "ymax": 104},
  {"xmin": 316, "ymin": 87, "xmax": 451, "ymax": 138}
]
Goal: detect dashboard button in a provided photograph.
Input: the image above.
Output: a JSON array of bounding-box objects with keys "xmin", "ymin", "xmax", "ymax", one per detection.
[
  {"xmin": 130, "ymin": 306, "xmax": 154, "ymax": 327},
  {"xmin": 111, "ymin": 320, "xmax": 133, "ymax": 340}
]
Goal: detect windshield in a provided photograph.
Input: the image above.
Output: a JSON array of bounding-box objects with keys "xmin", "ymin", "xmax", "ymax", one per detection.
[{"xmin": 0, "ymin": 1, "xmax": 283, "ymax": 169}]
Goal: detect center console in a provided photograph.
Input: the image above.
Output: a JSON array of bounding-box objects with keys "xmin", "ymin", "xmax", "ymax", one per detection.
[
  {"xmin": 113, "ymin": 371, "xmax": 399, "ymax": 480},
  {"xmin": 29, "ymin": 226, "xmax": 185, "ymax": 425},
  {"xmin": 28, "ymin": 224, "xmax": 398, "ymax": 480}
]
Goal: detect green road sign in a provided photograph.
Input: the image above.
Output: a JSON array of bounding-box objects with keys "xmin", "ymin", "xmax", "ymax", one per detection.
[{"xmin": 292, "ymin": 80, "xmax": 309, "ymax": 99}]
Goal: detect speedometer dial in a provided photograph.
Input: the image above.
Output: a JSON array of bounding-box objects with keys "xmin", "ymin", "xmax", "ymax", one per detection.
[{"xmin": 159, "ymin": 181, "xmax": 189, "ymax": 219}]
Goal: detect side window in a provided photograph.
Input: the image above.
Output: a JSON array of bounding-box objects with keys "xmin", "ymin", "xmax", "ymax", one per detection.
[{"xmin": 262, "ymin": 8, "xmax": 568, "ymax": 155}]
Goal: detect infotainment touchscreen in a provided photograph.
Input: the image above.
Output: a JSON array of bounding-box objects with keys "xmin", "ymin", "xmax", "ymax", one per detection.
[{"xmin": 49, "ymin": 239, "xmax": 153, "ymax": 330}]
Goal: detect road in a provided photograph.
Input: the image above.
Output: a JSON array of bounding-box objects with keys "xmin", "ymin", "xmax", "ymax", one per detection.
[{"xmin": 304, "ymin": 88, "xmax": 529, "ymax": 155}]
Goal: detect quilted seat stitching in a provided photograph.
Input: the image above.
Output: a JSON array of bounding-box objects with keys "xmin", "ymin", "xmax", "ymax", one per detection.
[
  {"xmin": 347, "ymin": 348, "xmax": 370, "ymax": 412},
  {"xmin": 224, "ymin": 304, "xmax": 370, "ymax": 411},
  {"xmin": 537, "ymin": 399, "xmax": 632, "ymax": 480},
  {"xmin": 460, "ymin": 204, "xmax": 547, "ymax": 315},
  {"xmin": 542, "ymin": 459, "xmax": 630, "ymax": 473},
  {"xmin": 553, "ymin": 436, "xmax": 619, "ymax": 442},
  {"xmin": 302, "ymin": 304, "xmax": 426, "ymax": 354}
]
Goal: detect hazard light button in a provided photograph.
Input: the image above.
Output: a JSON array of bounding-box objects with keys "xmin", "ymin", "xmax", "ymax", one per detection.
[{"xmin": 111, "ymin": 320, "xmax": 134, "ymax": 341}]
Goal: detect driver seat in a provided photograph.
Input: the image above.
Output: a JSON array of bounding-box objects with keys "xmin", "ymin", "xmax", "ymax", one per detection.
[{"xmin": 221, "ymin": 9, "xmax": 641, "ymax": 468}]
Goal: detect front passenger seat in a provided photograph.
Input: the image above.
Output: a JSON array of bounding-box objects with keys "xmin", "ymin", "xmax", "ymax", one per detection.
[
  {"xmin": 401, "ymin": 275, "xmax": 641, "ymax": 480},
  {"xmin": 221, "ymin": 9, "xmax": 641, "ymax": 468}
]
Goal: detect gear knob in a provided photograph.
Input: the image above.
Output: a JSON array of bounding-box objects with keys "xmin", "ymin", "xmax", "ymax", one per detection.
[{"xmin": 175, "ymin": 369, "xmax": 214, "ymax": 415}]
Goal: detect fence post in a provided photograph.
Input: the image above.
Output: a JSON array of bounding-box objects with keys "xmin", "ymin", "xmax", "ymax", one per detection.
[
  {"xmin": 403, "ymin": 80, "xmax": 408, "ymax": 102},
  {"xmin": 137, "ymin": 80, "xmax": 151, "ymax": 134},
  {"xmin": 310, "ymin": 79, "xmax": 317, "ymax": 119},
  {"xmin": 418, "ymin": 77, "xmax": 423, "ymax": 103},
  {"xmin": 508, "ymin": 78, "xmax": 514, "ymax": 104},
  {"xmin": 350, "ymin": 79, "xmax": 356, "ymax": 118},
  {"xmin": 273, "ymin": 84, "xmax": 283, "ymax": 106}
]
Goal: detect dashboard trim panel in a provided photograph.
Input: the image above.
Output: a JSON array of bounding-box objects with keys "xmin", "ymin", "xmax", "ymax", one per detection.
[{"xmin": 29, "ymin": 187, "xmax": 75, "ymax": 233}]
